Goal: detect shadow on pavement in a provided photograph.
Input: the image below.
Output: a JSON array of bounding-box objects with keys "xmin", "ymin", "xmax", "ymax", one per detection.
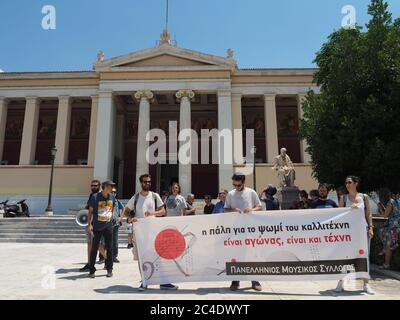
[
  {"xmin": 56, "ymin": 267, "xmax": 81, "ymax": 274},
  {"xmin": 94, "ymin": 285, "xmax": 325, "ymax": 297},
  {"xmin": 58, "ymin": 273, "xmax": 108, "ymax": 281}
]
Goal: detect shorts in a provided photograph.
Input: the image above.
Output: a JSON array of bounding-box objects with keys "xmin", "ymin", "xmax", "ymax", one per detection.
[{"xmin": 126, "ymin": 222, "xmax": 133, "ymax": 234}]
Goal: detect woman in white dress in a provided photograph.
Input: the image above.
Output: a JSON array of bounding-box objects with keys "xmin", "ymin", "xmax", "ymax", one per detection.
[{"xmin": 335, "ymin": 175, "xmax": 375, "ymax": 295}]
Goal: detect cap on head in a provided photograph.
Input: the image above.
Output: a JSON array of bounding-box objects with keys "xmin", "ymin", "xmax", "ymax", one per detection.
[{"xmin": 102, "ymin": 180, "xmax": 116, "ymax": 189}]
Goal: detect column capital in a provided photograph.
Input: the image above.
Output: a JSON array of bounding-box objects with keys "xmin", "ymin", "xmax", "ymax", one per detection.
[
  {"xmin": 134, "ymin": 90, "xmax": 154, "ymax": 102},
  {"xmin": 175, "ymin": 89, "xmax": 195, "ymax": 102},
  {"xmin": 297, "ymin": 93, "xmax": 307, "ymax": 102},
  {"xmin": 91, "ymin": 95, "xmax": 99, "ymax": 102},
  {"xmin": 217, "ymin": 90, "xmax": 232, "ymax": 97},
  {"xmin": 232, "ymin": 93, "xmax": 242, "ymax": 101},
  {"xmin": 25, "ymin": 96, "xmax": 38, "ymax": 103},
  {"xmin": 58, "ymin": 95, "xmax": 71, "ymax": 103},
  {"xmin": 98, "ymin": 91, "xmax": 113, "ymax": 99},
  {"xmin": 264, "ymin": 93, "xmax": 276, "ymax": 101}
]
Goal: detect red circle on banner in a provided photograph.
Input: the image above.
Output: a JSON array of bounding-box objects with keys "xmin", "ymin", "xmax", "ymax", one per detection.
[
  {"xmin": 359, "ymin": 249, "xmax": 365, "ymax": 255},
  {"xmin": 154, "ymin": 229, "xmax": 186, "ymax": 260}
]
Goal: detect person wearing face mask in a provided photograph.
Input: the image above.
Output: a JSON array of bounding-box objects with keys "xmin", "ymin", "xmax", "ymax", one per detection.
[{"xmin": 310, "ymin": 183, "xmax": 338, "ymax": 209}]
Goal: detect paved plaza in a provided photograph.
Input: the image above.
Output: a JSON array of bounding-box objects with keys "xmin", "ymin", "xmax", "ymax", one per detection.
[{"xmin": 0, "ymin": 243, "xmax": 399, "ymax": 300}]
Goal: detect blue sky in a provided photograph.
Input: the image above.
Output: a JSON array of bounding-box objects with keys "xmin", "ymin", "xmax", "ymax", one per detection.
[{"xmin": 0, "ymin": 0, "xmax": 399, "ymax": 72}]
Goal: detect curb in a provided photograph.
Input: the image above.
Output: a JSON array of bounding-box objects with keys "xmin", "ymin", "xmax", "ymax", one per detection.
[{"xmin": 370, "ymin": 264, "xmax": 400, "ymax": 281}]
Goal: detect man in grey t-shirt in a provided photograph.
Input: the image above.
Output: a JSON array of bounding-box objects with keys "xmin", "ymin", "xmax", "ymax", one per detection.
[{"xmin": 224, "ymin": 173, "xmax": 263, "ymax": 292}]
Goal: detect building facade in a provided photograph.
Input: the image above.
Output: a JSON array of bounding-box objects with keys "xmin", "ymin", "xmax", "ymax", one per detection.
[{"xmin": 0, "ymin": 33, "xmax": 319, "ymax": 200}]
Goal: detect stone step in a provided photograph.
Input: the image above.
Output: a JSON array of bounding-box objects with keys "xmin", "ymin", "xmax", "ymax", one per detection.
[{"xmin": 0, "ymin": 238, "xmax": 87, "ymax": 243}]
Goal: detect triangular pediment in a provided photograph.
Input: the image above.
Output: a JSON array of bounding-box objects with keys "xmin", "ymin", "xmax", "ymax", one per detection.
[
  {"xmin": 94, "ymin": 44, "xmax": 237, "ymax": 71},
  {"xmin": 120, "ymin": 54, "xmax": 212, "ymax": 67}
]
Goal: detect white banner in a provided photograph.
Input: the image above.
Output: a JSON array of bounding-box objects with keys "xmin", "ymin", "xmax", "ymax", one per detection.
[{"xmin": 133, "ymin": 208, "xmax": 369, "ymax": 286}]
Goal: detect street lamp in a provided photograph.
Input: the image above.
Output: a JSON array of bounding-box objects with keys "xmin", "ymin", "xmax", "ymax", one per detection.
[
  {"xmin": 45, "ymin": 146, "xmax": 57, "ymax": 216},
  {"xmin": 250, "ymin": 145, "xmax": 257, "ymax": 191}
]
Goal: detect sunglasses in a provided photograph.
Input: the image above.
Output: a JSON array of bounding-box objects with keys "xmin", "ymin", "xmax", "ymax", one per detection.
[
  {"xmin": 233, "ymin": 183, "xmax": 242, "ymax": 187},
  {"xmin": 345, "ymin": 181, "xmax": 353, "ymax": 185},
  {"xmin": 142, "ymin": 181, "xmax": 151, "ymax": 184},
  {"xmin": 91, "ymin": 185, "xmax": 99, "ymax": 188}
]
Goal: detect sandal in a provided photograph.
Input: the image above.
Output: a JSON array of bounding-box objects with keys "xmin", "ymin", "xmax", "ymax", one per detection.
[{"xmin": 379, "ymin": 264, "xmax": 390, "ymax": 270}]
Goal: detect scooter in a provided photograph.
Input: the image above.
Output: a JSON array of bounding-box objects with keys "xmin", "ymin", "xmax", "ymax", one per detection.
[{"xmin": 0, "ymin": 199, "xmax": 30, "ymax": 218}]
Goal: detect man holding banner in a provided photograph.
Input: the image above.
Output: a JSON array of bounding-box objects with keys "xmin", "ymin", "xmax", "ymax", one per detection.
[{"xmin": 224, "ymin": 173, "xmax": 263, "ymax": 292}]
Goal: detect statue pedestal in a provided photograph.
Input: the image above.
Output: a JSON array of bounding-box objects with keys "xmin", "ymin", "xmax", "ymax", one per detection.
[{"xmin": 277, "ymin": 186, "xmax": 300, "ymax": 210}]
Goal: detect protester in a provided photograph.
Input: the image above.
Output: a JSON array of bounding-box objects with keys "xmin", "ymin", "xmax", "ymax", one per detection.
[
  {"xmin": 203, "ymin": 195, "xmax": 215, "ymax": 214},
  {"xmin": 309, "ymin": 189, "xmax": 319, "ymax": 202},
  {"xmin": 291, "ymin": 190, "xmax": 311, "ymax": 209},
  {"xmin": 185, "ymin": 193, "xmax": 196, "ymax": 215},
  {"xmin": 310, "ymin": 183, "xmax": 338, "ymax": 208},
  {"xmin": 165, "ymin": 182, "xmax": 187, "ymax": 216},
  {"xmin": 224, "ymin": 173, "xmax": 263, "ymax": 292},
  {"xmin": 213, "ymin": 189, "xmax": 228, "ymax": 214},
  {"xmin": 123, "ymin": 174, "xmax": 178, "ymax": 291},
  {"xmin": 111, "ymin": 186, "xmax": 124, "ymax": 263},
  {"xmin": 161, "ymin": 190, "xmax": 169, "ymax": 210},
  {"xmin": 260, "ymin": 185, "xmax": 280, "ymax": 210},
  {"xmin": 377, "ymin": 191, "xmax": 400, "ymax": 270},
  {"xmin": 335, "ymin": 175, "xmax": 375, "ymax": 295},
  {"xmin": 126, "ymin": 219, "xmax": 134, "ymax": 249},
  {"xmin": 87, "ymin": 180, "xmax": 116, "ymax": 278},
  {"xmin": 79, "ymin": 180, "xmax": 106, "ymax": 272}
]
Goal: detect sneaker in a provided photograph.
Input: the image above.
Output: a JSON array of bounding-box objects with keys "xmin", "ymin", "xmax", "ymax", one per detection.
[
  {"xmin": 113, "ymin": 257, "xmax": 120, "ymax": 263},
  {"xmin": 138, "ymin": 283, "xmax": 147, "ymax": 291},
  {"xmin": 229, "ymin": 281, "xmax": 240, "ymax": 291},
  {"xmin": 251, "ymin": 281, "xmax": 262, "ymax": 291},
  {"xmin": 363, "ymin": 284, "xmax": 375, "ymax": 295},
  {"xmin": 79, "ymin": 264, "xmax": 90, "ymax": 272},
  {"xmin": 127, "ymin": 244, "xmax": 133, "ymax": 249},
  {"xmin": 88, "ymin": 272, "xmax": 95, "ymax": 279},
  {"xmin": 97, "ymin": 259, "xmax": 105, "ymax": 265},
  {"xmin": 334, "ymin": 280, "xmax": 344, "ymax": 293},
  {"xmin": 379, "ymin": 264, "xmax": 390, "ymax": 270},
  {"xmin": 160, "ymin": 283, "xmax": 178, "ymax": 290},
  {"xmin": 106, "ymin": 270, "xmax": 113, "ymax": 278}
]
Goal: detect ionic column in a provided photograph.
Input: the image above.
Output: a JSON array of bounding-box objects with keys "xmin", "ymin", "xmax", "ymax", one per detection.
[
  {"xmin": 231, "ymin": 93, "xmax": 243, "ymax": 163},
  {"xmin": 264, "ymin": 94, "xmax": 279, "ymax": 163},
  {"xmin": 93, "ymin": 91, "xmax": 115, "ymax": 182},
  {"xmin": 176, "ymin": 89, "xmax": 195, "ymax": 195},
  {"xmin": 0, "ymin": 97, "xmax": 8, "ymax": 162},
  {"xmin": 218, "ymin": 90, "xmax": 234, "ymax": 190},
  {"xmin": 19, "ymin": 96, "xmax": 40, "ymax": 165},
  {"xmin": 134, "ymin": 90, "xmax": 153, "ymax": 193},
  {"xmin": 54, "ymin": 96, "xmax": 72, "ymax": 165},
  {"xmin": 297, "ymin": 93, "xmax": 311, "ymax": 163},
  {"xmin": 87, "ymin": 95, "xmax": 98, "ymax": 167}
]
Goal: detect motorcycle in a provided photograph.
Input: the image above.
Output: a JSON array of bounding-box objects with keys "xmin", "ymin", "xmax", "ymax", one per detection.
[{"xmin": 0, "ymin": 199, "xmax": 30, "ymax": 218}]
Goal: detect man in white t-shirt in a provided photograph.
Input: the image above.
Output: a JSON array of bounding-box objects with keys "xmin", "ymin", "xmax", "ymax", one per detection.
[
  {"xmin": 224, "ymin": 172, "xmax": 263, "ymax": 292},
  {"xmin": 123, "ymin": 173, "xmax": 178, "ymax": 291}
]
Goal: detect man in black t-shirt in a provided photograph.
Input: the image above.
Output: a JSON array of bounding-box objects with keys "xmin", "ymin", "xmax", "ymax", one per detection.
[
  {"xmin": 203, "ymin": 195, "xmax": 215, "ymax": 214},
  {"xmin": 311, "ymin": 183, "xmax": 338, "ymax": 209},
  {"xmin": 79, "ymin": 180, "xmax": 101, "ymax": 272}
]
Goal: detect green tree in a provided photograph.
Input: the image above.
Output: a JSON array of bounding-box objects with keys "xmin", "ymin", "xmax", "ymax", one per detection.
[{"xmin": 300, "ymin": 0, "xmax": 400, "ymax": 193}]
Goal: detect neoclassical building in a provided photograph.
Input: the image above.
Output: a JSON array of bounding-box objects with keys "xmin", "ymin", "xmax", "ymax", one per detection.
[{"xmin": 0, "ymin": 31, "xmax": 319, "ymax": 199}]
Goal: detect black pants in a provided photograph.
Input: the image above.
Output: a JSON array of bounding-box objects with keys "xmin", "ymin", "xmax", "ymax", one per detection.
[
  {"xmin": 113, "ymin": 225, "xmax": 119, "ymax": 258},
  {"xmin": 89, "ymin": 226, "xmax": 113, "ymax": 273}
]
